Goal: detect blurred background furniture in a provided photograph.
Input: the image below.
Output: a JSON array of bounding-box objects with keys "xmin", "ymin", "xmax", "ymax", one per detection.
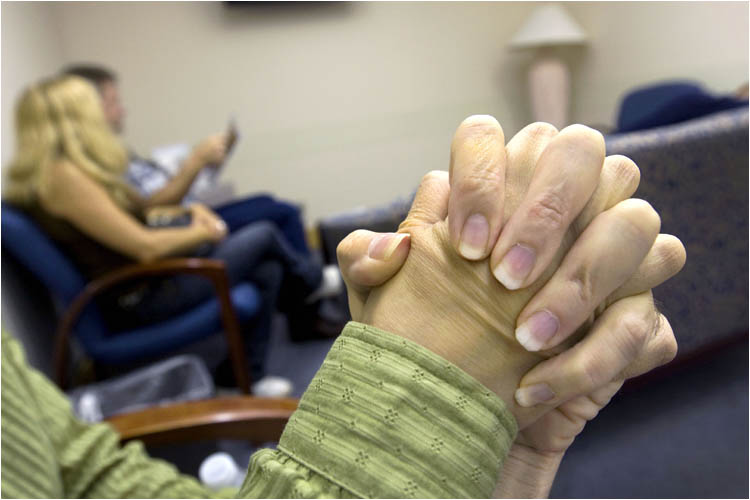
[
  {"xmin": 105, "ymin": 394, "xmax": 298, "ymax": 488},
  {"xmin": 1, "ymin": 205, "xmax": 261, "ymax": 393},
  {"xmin": 614, "ymin": 80, "xmax": 749, "ymax": 133},
  {"xmin": 606, "ymin": 106, "xmax": 748, "ymax": 359},
  {"xmin": 108, "ymin": 395, "xmax": 298, "ymax": 447}
]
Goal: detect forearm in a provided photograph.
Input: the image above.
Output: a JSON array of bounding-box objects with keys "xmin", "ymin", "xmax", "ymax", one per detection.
[
  {"xmin": 137, "ymin": 225, "xmax": 210, "ymax": 262},
  {"xmin": 143, "ymin": 154, "xmax": 204, "ymax": 207},
  {"xmin": 492, "ymin": 444, "xmax": 564, "ymax": 498}
]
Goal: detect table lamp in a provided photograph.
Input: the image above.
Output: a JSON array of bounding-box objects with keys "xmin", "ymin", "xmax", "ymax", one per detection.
[{"xmin": 509, "ymin": 4, "xmax": 587, "ymax": 129}]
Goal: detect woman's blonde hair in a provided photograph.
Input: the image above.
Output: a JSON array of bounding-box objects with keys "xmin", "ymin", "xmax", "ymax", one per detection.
[{"xmin": 4, "ymin": 75, "xmax": 135, "ymax": 209}]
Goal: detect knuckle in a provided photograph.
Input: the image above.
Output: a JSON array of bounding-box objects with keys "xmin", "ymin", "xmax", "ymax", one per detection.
[
  {"xmin": 421, "ymin": 170, "xmax": 448, "ymax": 187},
  {"xmin": 452, "ymin": 116, "xmax": 505, "ymax": 156},
  {"xmin": 617, "ymin": 313, "xmax": 651, "ymax": 359},
  {"xmin": 397, "ymin": 219, "xmax": 418, "ymax": 232},
  {"xmin": 550, "ymin": 434, "xmax": 576, "ymax": 452},
  {"xmin": 567, "ymin": 265, "xmax": 595, "ymax": 306},
  {"xmin": 608, "ymin": 154, "xmax": 641, "ymax": 185},
  {"xmin": 617, "ymin": 198, "xmax": 662, "ymax": 240},
  {"xmin": 576, "ymin": 400, "xmax": 602, "ymax": 421},
  {"xmin": 607, "ymin": 155, "xmax": 641, "ymax": 180},
  {"xmin": 656, "ymin": 235, "xmax": 687, "ymax": 275},
  {"xmin": 348, "ymin": 261, "xmax": 381, "ymax": 288},
  {"xmin": 456, "ymin": 168, "xmax": 502, "ymax": 194},
  {"xmin": 659, "ymin": 334, "xmax": 678, "ymax": 365},
  {"xmin": 524, "ymin": 121, "xmax": 559, "ymax": 138},
  {"xmin": 579, "ymin": 356, "xmax": 606, "ymax": 390},
  {"xmin": 623, "ymin": 198, "xmax": 661, "ymax": 225},
  {"xmin": 656, "ymin": 315, "xmax": 678, "ymax": 365},
  {"xmin": 588, "ymin": 381, "xmax": 622, "ymax": 407},
  {"xmin": 562, "ymin": 124, "xmax": 606, "ymax": 157},
  {"xmin": 587, "ymin": 392, "xmax": 610, "ymax": 410},
  {"xmin": 459, "ymin": 114, "xmax": 503, "ymax": 135},
  {"xmin": 639, "ymin": 201, "xmax": 661, "ymax": 228},
  {"xmin": 528, "ymin": 190, "xmax": 569, "ymax": 231},
  {"xmin": 662, "ymin": 334, "xmax": 678, "ymax": 364},
  {"xmin": 335, "ymin": 238, "xmax": 350, "ymax": 259},
  {"xmin": 336, "ymin": 231, "xmax": 363, "ymax": 263}
]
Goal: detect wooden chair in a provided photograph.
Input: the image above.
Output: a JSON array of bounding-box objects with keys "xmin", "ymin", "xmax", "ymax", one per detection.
[{"xmin": 107, "ymin": 396, "xmax": 299, "ymax": 446}]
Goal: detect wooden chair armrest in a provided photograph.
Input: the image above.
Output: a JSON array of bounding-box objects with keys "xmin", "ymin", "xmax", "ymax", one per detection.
[
  {"xmin": 56, "ymin": 258, "xmax": 250, "ymax": 394},
  {"xmin": 107, "ymin": 396, "xmax": 298, "ymax": 446},
  {"xmin": 78, "ymin": 258, "xmax": 229, "ymax": 290}
]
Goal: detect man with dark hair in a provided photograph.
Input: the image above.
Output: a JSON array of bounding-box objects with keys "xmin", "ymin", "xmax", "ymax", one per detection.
[
  {"xmin": 62, "ymin": 63, "xmax": 232, "ymax": 210},
  {"xmin": 63, "ymin": 64, "xmax": 125, "ymax": 133},
  {"xmin": 62, "ymin": 64, "xmax": 116, "ymax": 83}
]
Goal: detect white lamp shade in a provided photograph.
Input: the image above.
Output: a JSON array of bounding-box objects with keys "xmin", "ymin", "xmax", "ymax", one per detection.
[{"xmin": 509, "ymin": 4, "xmax": 587, "ymax": 49}]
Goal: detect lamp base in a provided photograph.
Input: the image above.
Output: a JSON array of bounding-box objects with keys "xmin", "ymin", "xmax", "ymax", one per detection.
[{"xmin": 528, "ymin": 52, "xmax": 570, "ymax": 130}]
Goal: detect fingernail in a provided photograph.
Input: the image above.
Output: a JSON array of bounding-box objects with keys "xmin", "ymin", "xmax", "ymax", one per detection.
[
  {"xmin": 515, "ymin": 383, "xmax": 555, "ymax": 407},
  {"xmin": 459, "ymin": 214, "xmax": 489, "ymax": 260},
  {"xmin": 368, "ymin": 233, "xmax": 409, "ymax": 260},
  {"xmin": 515, "ymin": 310, "xmax": 559, "ymax": 351},
  {"xmin": 493, "ymin": 244, "xmax": 535, "ymax": 290}
]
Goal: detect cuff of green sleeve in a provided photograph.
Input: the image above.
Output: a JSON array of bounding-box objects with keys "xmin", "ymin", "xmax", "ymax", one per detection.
[{"xmin": 277, "ymin": 321, "xmax": 518, "ymax": 498}]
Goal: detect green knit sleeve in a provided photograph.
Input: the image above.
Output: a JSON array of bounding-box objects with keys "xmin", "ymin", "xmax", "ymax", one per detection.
[
  {"xmin": 1, "ymin": 331, "xmax": 223, "ymax": 499},
  {"xmin": 238, "ymin": 322, "xmax": 518, "ymax": 498}
]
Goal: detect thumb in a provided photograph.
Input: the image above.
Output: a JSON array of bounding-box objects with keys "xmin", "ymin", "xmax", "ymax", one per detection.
[
  {"xmin": 337, "ymin": 230, "xmax": 411, "ymax": 290},
  {"xmin": 336, "ymin": 230, "xmax": 411, "ymax": 320}
]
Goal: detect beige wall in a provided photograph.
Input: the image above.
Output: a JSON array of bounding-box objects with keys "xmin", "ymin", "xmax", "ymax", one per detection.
[
  {"xmin": 1, "ymin": 2, "xmax": 69, "ymax": 366},
  {"xmin": 1, "ymin": 1, "xmax": 67, "ymax": 166},
  {"xmin": 2, "ymin": 2, "xmax": 748, "ymax": 222},
  {"xmin": 50, "ymin": 2, "xmax": 533, "ymax": 222}
]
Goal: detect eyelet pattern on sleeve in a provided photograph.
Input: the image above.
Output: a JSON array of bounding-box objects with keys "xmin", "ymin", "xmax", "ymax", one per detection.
[{"xmin": 275, "ymin": 322, "xmax": 518, "ymax": 498}]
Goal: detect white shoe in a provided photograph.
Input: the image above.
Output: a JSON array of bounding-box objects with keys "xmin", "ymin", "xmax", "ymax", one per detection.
[
  {"xmin": 305, "ymin": 265, "xmax": 343, "ymax": 303},
  {"xmin": 252, "ymin": 375, "xmax": 293, "ymax": 398}
]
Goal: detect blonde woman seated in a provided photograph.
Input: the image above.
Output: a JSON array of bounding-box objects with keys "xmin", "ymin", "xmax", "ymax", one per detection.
[{"xmin": 4, "ymin": 76, "xmax": 337, "ymax": 396}]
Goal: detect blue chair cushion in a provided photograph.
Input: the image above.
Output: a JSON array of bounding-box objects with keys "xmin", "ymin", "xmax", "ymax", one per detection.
[
  {"xmin": 615, "ymin": 80, "xmax": 748, "ymax": 133},
  {"xmin": 2, "ymin": 205, "xmax": 112, "ymax": 349},
  {"xmin": 85, "ymin": 283, "xmax": 261, "ymax": 364},
  {"xmin": 1, "ymin": 204, "xmax": 86, "ymax": 302}
]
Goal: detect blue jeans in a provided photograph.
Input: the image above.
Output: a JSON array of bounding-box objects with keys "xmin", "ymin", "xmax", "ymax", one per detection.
[
  {"xmin": 215, "ymin": 195, "xmax": 310, "ymax": 256},
  {"xmin": 126, "ymin": 221, "xmax": 322, "ymax": 380}
]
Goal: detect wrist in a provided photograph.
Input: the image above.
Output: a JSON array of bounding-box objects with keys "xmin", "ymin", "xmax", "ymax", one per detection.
[{"xmin": 360, "ymin": 276, "xmax": 538, "ymax": 423}]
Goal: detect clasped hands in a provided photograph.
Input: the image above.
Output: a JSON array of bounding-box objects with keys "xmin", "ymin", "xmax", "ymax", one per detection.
[{"xmin": 336, "ymin": 116, "xmax": 685, "ymax": 495}]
